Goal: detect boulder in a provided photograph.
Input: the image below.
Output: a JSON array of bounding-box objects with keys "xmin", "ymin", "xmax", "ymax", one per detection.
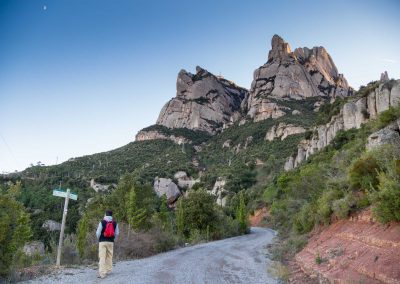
[
  {"xmin": 23, "ymin": 241, "xmax": 45, "ymax": 257},
  {"xmin": 153, "ymin": 178, "xmax": 181, "ymax": 203},
  {"xmin": 173, "ymin": 171, "xmax": 199, "ymax": 189},
  {"xmin": 367, "ymin": 125, "xmax": 400, "ymax": 151},
  {"xmin": 42, "ymin": 220, "xmax": 61, "ymax": 231}
]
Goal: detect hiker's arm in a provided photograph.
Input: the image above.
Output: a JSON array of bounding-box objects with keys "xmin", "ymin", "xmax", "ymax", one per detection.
[
  {"xmin": 96, "ymin": 222, "xmax": 102, "ymax": 239},
  {"xmin": 115, "ymin": 223, "xmax": 119, "ymax": 237}
]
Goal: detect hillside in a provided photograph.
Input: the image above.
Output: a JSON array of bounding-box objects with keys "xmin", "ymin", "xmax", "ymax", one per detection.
[{"xmin": 1, "ymin": 34, "xmax": 400, "ymax": 282}]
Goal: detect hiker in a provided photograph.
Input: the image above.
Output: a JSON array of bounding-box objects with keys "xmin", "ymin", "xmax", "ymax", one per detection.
[{"xmin": 96, "ymin": 210, "xmax": 119, "ymax": 279}]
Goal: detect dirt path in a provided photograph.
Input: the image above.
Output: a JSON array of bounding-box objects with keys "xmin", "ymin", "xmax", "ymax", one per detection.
[{"xmin": 25, "ymin": 227, "xmax": 278, "ymax": 284}]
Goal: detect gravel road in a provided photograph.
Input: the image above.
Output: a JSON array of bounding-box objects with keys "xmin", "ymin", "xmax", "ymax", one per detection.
[{"xmin": 25, "ymin": 227, "xmax": 278, "ymax": 284}]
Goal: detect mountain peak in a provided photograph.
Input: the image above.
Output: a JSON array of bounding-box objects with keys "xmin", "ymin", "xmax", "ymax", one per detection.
[{"xmin": 268, "ymin": 34, "xmax": 293, "ymax": 61}]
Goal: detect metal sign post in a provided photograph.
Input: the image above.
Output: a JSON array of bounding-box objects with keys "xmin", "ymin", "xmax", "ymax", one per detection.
[{"xmin": 52, "ymin": 188, "xmax": 78, "ymax": 266}]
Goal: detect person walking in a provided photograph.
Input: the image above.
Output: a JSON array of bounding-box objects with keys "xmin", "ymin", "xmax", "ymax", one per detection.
[{"xmin": 96, "ymin": 210, "xmax": 119, "ymax": 279}]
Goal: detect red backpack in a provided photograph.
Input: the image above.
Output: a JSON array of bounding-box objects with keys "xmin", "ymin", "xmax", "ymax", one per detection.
[{"xmin": 103, "ymin": 221, "xmax": 115, "ymax": 237}]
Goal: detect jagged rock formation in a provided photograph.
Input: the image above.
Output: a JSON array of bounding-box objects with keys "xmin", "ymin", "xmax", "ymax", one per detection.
[
  {"xmin": 145, "ymin": 35, "xmax": 351, "ymax": 137},
  {"xmin": 245, "ymin": 35, "xmax": 352, "ymax": 122},
  {"xmin": 153, "ymin": 177, "xmax": 181, "ymax": 204},
  {"xmin": 381, "ymin": 71, "xmax": 389, "ymax": 82},
  {"xmin": 265, "ymin": 123, "xmax": 306, "ymax": 141},
  {"xmin": 367, "ymin": 120, "xmax": 400, "ymax": 151},
  {"xmin": 135, "ymin": 130, "xmax": 190, "ymax": 145},
  {"xmin": 285, "ymin": 79, "xmax": 400, "ymax": 171},
  {"xmin": 156, "ymin": 66, "xmax": 248, "ymax": 134}
]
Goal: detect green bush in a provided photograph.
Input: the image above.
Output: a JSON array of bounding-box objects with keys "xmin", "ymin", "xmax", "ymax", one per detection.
[
  {"xmin": 332, "ymin": 193, "xmax": 354, "ymax": 219},
  {"xmin": 0, "ymin": 183, "xmax": 32, "ymax": 276},
  {"xmin": 294, "ymin": 203, "xmax": 315, "ymax": 234},
  {"xmin": 348, "ymin": 153, "xmax": 380, "ymax": 191},
  {"xmin": 370, "ymin": 171, "xmax": 400, "ymax": 223},
  {"xmin": 316, "ymin": 188, "xmax": 343, "ymax": 224}
]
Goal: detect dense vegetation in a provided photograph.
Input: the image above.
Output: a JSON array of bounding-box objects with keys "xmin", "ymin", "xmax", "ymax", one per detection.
[
  {"xmin": 0, "ymin": 182, "xmax": 32, "ymax": 277},
  {"xmin": 266, "ymin": 105, "xmax": 400, "ymax": 261},
  {"xmin": 76, "ymin": 174, "xmax": 248, "ymax": 261}
]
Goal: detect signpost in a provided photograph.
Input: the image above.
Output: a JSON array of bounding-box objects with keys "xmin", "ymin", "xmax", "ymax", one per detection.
[{"xmin": 52, "ymin": 188, "xmax": 78, "ymax": 266}]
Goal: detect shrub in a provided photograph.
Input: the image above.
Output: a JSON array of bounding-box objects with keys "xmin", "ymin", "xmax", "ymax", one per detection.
[
  {"xmin": 371, "ymin": 172, "xmax": 400, "ymax": 223},
  {"xmin": 348, "ymin": 154, "xmax": 380, "ymax": 191},
  {"xmin": 0, "ymin": 183, "xmax": 32, "ymax": 277},
  {"xmin": 294, "ymin": 203, "xmax": 315, "ymax": 234},
  {"xmin": 316, "ymin": 188, "xmax": 343, "ymax": 224},
  {"xmin": 332, "ymin": 194, "xmax": 354, "ymax": 219},
  {"xmin": 374, "ymin": 106, "xmax": 400, "ymax": 130}
]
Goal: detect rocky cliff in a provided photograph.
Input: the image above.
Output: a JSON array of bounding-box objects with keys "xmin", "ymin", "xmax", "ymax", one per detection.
[
  {"xmin": 156, "ymin": 66, "xmax": 248, "ymax": 134},
  {"xmin": 245, "ymin": 35, "xmax": 352, "ymax": 122},
  {"xmin": 135, "ymin": 130, "xmax": 190, "ymax": 145},
  {"xmin": 285, "ymin": 79, "xmax": 400, "ymax": 171},
  {"xmin": 151, "ymin": 35, "xmax": 351, "ymax": 137}
]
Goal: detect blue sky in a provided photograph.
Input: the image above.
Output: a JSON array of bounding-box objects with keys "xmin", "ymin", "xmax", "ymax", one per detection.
[{"xmin": 0, "ymin": 0, "xmax": 399, "ymax": 173}]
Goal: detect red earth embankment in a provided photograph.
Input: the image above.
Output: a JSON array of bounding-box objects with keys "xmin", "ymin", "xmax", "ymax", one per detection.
[
  {"xmin": 294, "ymin": 209, "xmax": 400, "ymax": 283},
  {"xmin": 249, "ymin": 207, "xmax": 269, "ymax": 227}
]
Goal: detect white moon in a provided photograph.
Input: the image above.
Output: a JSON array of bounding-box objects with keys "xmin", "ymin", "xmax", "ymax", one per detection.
[{"xmin": 43, "ymin": 5, "xmax": 47, "ymax": 10}]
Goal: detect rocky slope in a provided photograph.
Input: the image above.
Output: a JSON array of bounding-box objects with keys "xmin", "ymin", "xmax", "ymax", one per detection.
[
  {"xmin": 245, "ymin": 35, "xmax": 352, "ymax": 122},
  {"xmin": 156, "ymin": 66, "xmax": 248, "ymax": 134},
  {"xmin": 294, "ymin": 209, "xmax": 400, "ymax": 284},
  {"xmin": 285, "ymin": 79, "xmax": 400, "ymax": 171}
]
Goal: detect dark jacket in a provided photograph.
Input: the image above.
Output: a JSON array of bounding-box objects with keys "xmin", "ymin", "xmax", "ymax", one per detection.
[{"xmin": 96, "ymin": 216, "xmax": 119, "ymax": 242}]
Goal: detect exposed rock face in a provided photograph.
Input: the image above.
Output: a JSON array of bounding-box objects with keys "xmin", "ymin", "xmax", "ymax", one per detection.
[
  {"xmin": 285, "ymin": 80, "xmax": 400, "ymax": 170},
  {"xmin": 367, "ymin": 121, "xmax": 400, "ymax": 151},
  {"xmin": 173, "ymin": 171, "xmax": 199, "ymax": 189},
  {"xmin": 295, "ymin": 209, "xmax": 400, "ymax": 283},
  {"xmin": 222, "ymin": 139, "xmax": 232, "ymax": 148},
  {"xmin": 245, "ymin": 35, "xmax": 352, "ymax": 122},
  {"xmin": 23, "ymin": 241, "xmax": 45, "ymax": 257},
  {"xmin": 265, "ymin": 123, "xmax": 306, "ymax": 141},
  {"xmin": 135, "ymin": 130, "xmax": 190, "ymax": 145},
  {"xmin": 90, "ymin": 179, "xmax": 112, "ymax": 192},
  {"xmin": 209, "ymin": 178, "xmax": 227, "ymax": 207},
  {"xmin": 153, "ymin": 177, "xmax": 181, "ymax": 204},
  {"xmin": 156, "ymin": 66, "xmax": 248, "ymax": 134},
  {"xmin": 42, "ymin": 220, "xmax": 61, "ymax": 231}
]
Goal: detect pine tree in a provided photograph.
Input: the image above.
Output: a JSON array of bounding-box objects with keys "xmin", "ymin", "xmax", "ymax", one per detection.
[
  {"xmin": 77, "ymin": 214, "xmax": 88, "ymax": 259},
  {"xmin": 127, "ymin": 186, "xmax": 148, "ymax": 231},
  {"xmin": 236, "ymin": 191, "xmax": 248, "ymax": 234},
  {"xmin": 176, "ymin": 198, "xmax": 185, "ymax": 235},
  {"xmin": 159, "ymin": 194, "xmax": 170, "ymax": 230}
]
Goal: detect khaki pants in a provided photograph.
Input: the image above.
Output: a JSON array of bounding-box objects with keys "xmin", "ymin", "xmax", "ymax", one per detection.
[{"xmin": 99, "ymin": 242, "xmax": 114, "ymax": 277}]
